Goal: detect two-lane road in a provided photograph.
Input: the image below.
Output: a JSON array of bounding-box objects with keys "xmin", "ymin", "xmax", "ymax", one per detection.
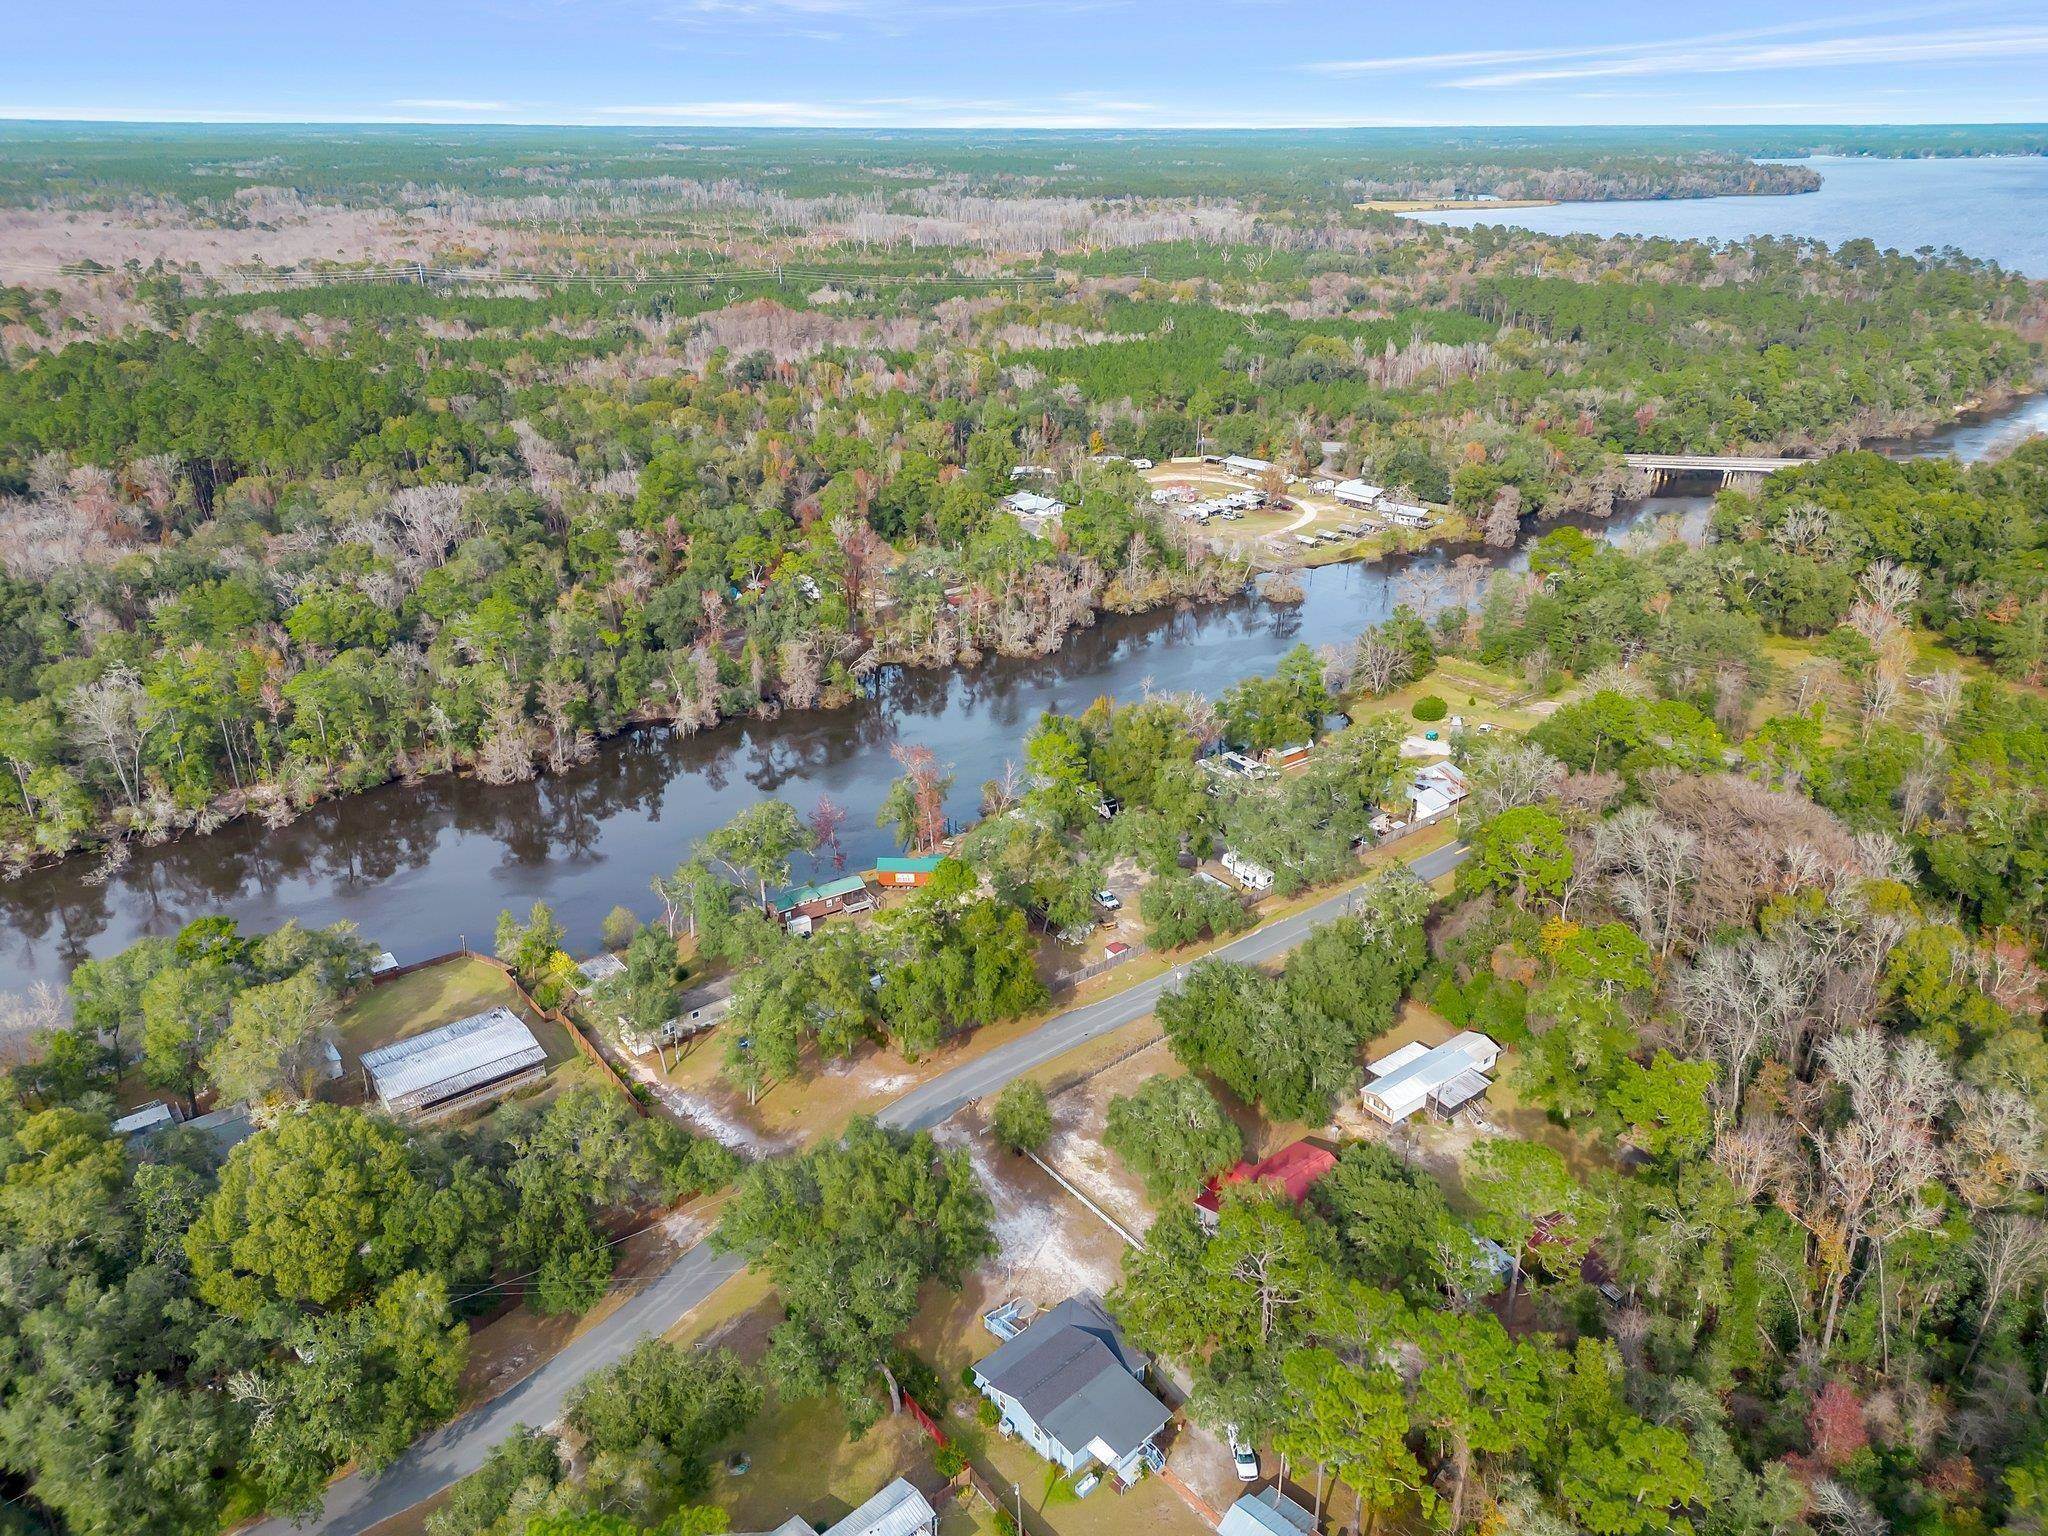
[{"xmin": 252, "ymin": 836, "xmax": 1466, "ymax": 1535}]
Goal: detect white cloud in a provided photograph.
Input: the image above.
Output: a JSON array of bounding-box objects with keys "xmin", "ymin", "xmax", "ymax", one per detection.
[
  {"xmin": 1453, "ymin": 24, "xmax": 2048, "ymax": 88},
  {"xmin": 390, "ymin": 98, "xmax": 515, "ymax": 112}
]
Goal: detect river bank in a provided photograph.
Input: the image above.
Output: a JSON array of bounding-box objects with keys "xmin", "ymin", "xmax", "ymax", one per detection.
[{"xmin": 1, "ymin": 391, "xmax": 2041, "ymax": 993}]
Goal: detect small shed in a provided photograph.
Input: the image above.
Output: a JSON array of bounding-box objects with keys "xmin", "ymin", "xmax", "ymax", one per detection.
[
  {"xmin": 370, "ymin": 950, "xmax": 401, "ymax": 975},
  {"xmin": 874, "ymin": 853, "xmax": 946, "ymax": 888},
  {"xmin": 575, "ymin": 952, "xmax": 627, "ymax": 991},
  {"xmin": 361, "ymin": 1007, "xmax": 547, "ymax": 1121}
]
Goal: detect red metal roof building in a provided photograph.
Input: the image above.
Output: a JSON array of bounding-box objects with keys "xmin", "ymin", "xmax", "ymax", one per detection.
[{"xmin": 1193, "ymin": 1139, "xmax": 1339, "ymax": 1230}]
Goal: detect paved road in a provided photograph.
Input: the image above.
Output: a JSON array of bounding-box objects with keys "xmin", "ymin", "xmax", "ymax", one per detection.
[{"xmin": 255, "ymin": 836, "xmax": 1466, "ymax": 1535}]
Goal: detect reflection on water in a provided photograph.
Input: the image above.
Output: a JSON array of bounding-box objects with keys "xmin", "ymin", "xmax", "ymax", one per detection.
[{"xmin": 2, "ymin": 394, "xmax": 2039, "ymax": 989}]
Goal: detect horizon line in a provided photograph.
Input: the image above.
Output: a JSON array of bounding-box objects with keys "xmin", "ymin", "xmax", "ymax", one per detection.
[{"xmin": 1, "ymin": 113, "xmax": 2046, "ymax": 133}]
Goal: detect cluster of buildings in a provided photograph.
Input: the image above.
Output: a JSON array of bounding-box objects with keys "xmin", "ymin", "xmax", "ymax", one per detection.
[
  {"xmin": 1150, "ymin": 484, "xmax": 1269, "ymax": 523},
  {"xmin": 1000, "ymin": 489, "xmax": 1066, "ymax": 537},
  {"xmin": 1331, "ymin": 478, "xmax": 1435, "ymax": 530}
]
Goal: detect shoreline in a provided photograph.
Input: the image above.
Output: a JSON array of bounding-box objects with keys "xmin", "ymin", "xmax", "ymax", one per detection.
[{"xmin": 4, "ymin": 383, "xmax": 2041, "ymax": 898}]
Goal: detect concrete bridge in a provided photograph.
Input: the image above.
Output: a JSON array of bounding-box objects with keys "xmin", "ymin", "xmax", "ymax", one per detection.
[{"xmin": 1623, "ymin": 452, "xmax": 1810, "ymax": 490}]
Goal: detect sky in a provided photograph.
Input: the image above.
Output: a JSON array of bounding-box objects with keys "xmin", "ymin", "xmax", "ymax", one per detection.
[{"xmin": 8, "ymin": 0, "xmax": 2048, "ymax": 128}]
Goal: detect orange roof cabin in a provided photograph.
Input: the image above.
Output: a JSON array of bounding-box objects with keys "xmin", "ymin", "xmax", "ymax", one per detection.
[
  {"xmin": 873, "ymin": 854, "xmax": 946, "ymax": 887},
  {"xmin": 1193, "ymin": 1139, "xmax": 1338, "ymax": 1232}
]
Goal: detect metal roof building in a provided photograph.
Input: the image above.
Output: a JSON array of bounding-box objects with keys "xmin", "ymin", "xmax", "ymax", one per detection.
[
  {"xmin": 1220, "ymin": 1487, "xmax": 1318, "ymax": 1536},
  {"xmin": 361, "ymin": 1007, "xmax": 547, "ymax": 1121},
  {"xmin": 816, "ymin": 1478, "xmax": 939, "ymax": 1536},
  {"xmin": 1361, "ymin": 1030, "xmax": 1500, "ymax": 1124}
]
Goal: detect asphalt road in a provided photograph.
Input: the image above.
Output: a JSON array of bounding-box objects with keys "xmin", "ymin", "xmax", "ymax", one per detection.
[{"xmin": 254, "ymin": 835, "xmax": 1466, "ymax": 1536}]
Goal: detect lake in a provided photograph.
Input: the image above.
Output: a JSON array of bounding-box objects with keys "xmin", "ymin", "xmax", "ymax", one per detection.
[{"xmin": 1408, "ymin": 155, "xmax": 2048, "ymax": 278}]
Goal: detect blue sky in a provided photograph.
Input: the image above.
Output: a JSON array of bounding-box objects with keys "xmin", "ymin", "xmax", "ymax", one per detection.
[{"xmin": 9, "ymin": 0, "xmax": 2048, "ymax": 127}]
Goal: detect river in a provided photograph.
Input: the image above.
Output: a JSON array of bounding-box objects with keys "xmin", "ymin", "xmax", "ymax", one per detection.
[
  {"xmin": 1, "ymin": 394, "xmax": 2039, "ymax": 992},
  {"xmin": 1408, "ymin": 155, "xmax": 2048, "ymax": 279}
]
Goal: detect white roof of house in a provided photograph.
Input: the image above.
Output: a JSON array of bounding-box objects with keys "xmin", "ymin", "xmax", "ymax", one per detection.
[
  {"xmin": 1004, "ymin": 490, "xmax": 1064, "ymax": 516},
  {"xmin": 1224, "ymin": 454, "xmax": 1274, "ymax": 472},
  {"xmin": 1333, "ymin": 478, "xmax": 1385, "ymax": 501},
  {"xmin": 1220, "ymin": 1487, "xmax": 1318, "ymax": 1536},
  {"xmin": 361, "ymin": 1007, "xmax": 545, "ymax": 1110},
  {"xmin": 1364, "ymin": 1031, "xmax": 1498, "ymax": 1118},
  {"xmin": 112, "ymin": 1101, "xmax": 178, "ymax": 1137},
  {"xmin": 1366, "ymin": 1039, "xmax": 1432, "ymax": 1076},
  {"xmin": 816, "ymin": 1478, "xmax": 938, "ymax": 1536}
]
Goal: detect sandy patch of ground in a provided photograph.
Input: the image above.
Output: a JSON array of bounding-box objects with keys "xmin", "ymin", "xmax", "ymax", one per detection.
[
  {"xmin": 937, "ymin": 1119, "xmax": 1128, "ymax": 1305},
  {"xmin": 1038, "ymin": 1041, "xmax": 1174, "ymax": 1239},
  {"xmin": 626, "ymin": 1054, "xmax": 791, "ymax": 1157}
]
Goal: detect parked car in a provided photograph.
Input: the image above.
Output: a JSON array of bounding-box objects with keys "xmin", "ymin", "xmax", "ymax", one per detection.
[
  {"xmin": 1131, "ymin": 457, "xmax": 1154, "ymax": 469},
  {"xmin": 1095, "ymin": 889, "xmax": 1122, "ymax": 912},
  {"xmin": 1227, "ymin": 1426, "xmax": 1259, "ymax": 1481}
]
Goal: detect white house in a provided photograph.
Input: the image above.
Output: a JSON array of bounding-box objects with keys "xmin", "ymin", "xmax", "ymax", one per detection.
[
  {"xmin": 972, "ymin": 1295, "xmax": 1170, "ymax": 1487},
  {"xmin": 1408, "ymin": 760, "xmax": 1469, "ymax": 822},
  {"xmin": 1361, "ymin": 1031, "xmax": 1501, "ymax": 1123},
  {"xmin": 1002, "ymin": 490, "xmax": 1066, "ymax": 536},
  {"xmin": 1332, "ymin": 478, "xmax": 1385, "ymax": 509},
  {"xmin": 619, "ymin": 975, "xmax": 733, "ymax": 1056},
  {"xmin": 1222, "ymin": 849, "xmax": 1276, "ymax": 892},
  {"xmin": 1223, "ymin": 454, "xmax": 1275, "ymax": 478},
  {"xmin": 1381, "ymin": 502, "xmax": 1433, "ymax": 530}
]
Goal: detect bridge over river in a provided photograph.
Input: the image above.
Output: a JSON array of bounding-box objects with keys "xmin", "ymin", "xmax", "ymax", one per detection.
[{"xmin": 1622, "ymin": 452, "xmax": 1810, "ymax": 489}]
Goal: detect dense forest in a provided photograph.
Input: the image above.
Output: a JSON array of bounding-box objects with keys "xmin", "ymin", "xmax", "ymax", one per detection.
[{"xmin": 0, "ymin": 129, "xmax": 2038, "ymax": 877}]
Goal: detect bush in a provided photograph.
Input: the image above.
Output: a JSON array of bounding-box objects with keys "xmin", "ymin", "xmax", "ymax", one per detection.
[
  {"xmin": 1412, "ymin": 694, "xmax": 1448, "ymax": 722},
  {"xmin": 991, "ymin": 1080, "xmax": 1053, "ymax": 1155},
  {"xmin": 934, "ymin": 1443, "xmax": 967, "ymax": 1478},
  {"xmin": 976, "ymin": 1398, "xmax": 1001, "ymax": 1428}
]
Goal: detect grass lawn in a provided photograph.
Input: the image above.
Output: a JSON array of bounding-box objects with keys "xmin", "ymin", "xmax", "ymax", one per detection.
[
  {"xmin": 705, "ymin": 1389, "xmax": 946, "ymax": 1533},
  {"xmin": 337, "ymin": 955, "xmax": 578, "ymax": 1076}
]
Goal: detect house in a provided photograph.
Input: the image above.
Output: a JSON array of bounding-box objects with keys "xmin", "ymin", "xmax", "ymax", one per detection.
[
  {"xmin": 361, "ymin": 1007, "xmax": 548, "ymax": 1121},
  {"xmin": 1194, "ymin": 1139, "xmax": 1338, "ymax": 1232},
  {"xmin": 1381, "ymin": 502, "xmax": 1433, "ymax": 530},
  {"xmin": 768, "ymin": 874, "xmax": 874, "ymax": 931},
  {"xmin": 972, "ymin": 1294, "xmax": 1171, "ymax": 1486},
  {"xmin": 1222, "ymin": 849, "xmax": 1275, "ymax": 892},
  {"xmin": 112, "ymin": 1101, "xmax": 180, "ymax": 1138},
  {"xmin": 1002, "ymin": 490, "xmax": 1066, "ymax": 536},
  {"xmin": 1220, "ymin": 1486, "xmax": 1319, "ymax": 1536},
  {"xmin": 619, "ymin": 974, "xmax": 733, "ymax": 1056},
  {"xmin": 180, "ymin": 1104, "xmax": 258, "ymax": 1156},
  {"xmin": 764, "ymin": 1476, "xmax": 938, "ymax": 1536},
  {"xmin": 1265, "ymin": 741, "xmax": 1313, "ymax": 770},
  {"xmin": 1360, "ymin": 1031, "xmax": 1500, "ymax": 1124},
  {"xmin": 1407, "ymin": 760, "xmax": 1469, "ymax": 822},
  {"xmin": 1332, "ymin": 478, "xmax": 1385, "ymax": 509},
  {"xmin": 874, "ymin": 853, "xmax": 946, "ymax": 888},
  {"xmin": 575, "ymin": 951, "xmax": 627, "ymax": 992},
  {"xmin": 1223, "ymin": 454, "xmax": 1275, "ymax": 478}
]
